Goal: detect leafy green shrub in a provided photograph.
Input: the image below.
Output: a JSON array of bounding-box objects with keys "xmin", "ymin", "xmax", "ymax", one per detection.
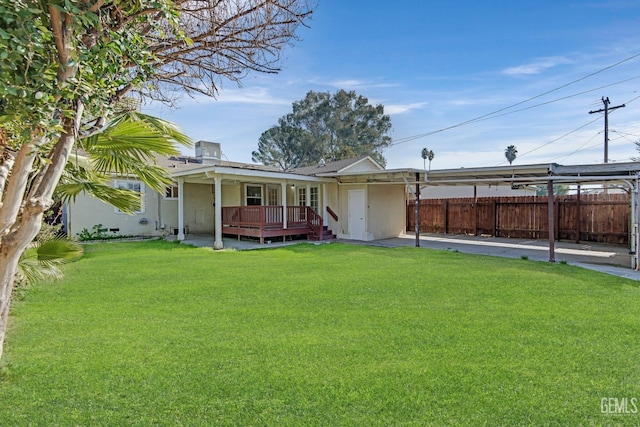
[{"xmin": 77, "ymin": 224, "xmax": 133, "ymax": 241}]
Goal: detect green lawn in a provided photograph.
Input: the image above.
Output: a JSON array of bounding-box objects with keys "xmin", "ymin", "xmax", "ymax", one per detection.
[{"xmin": 1, "ymin": 240, "xmax": 639, "ymax": 426}]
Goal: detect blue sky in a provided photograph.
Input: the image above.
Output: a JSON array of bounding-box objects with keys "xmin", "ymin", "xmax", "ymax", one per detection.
[{"xmin": 143, "ymin": 1, "xmax": 640, "ymax": 170}]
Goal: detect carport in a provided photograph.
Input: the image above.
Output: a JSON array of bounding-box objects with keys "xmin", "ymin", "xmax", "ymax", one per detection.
[{"xmin": 419, "ymin": 162, "xmax": 640, "ymax": 269}]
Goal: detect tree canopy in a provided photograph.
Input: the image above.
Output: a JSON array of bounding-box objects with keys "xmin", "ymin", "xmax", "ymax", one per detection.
[
  {"xmin": 0, "ymin": 0, "xmax": 314, "ymax": 361},
  {"xmin": 421, "ymin": 148, "xmax": 434, "ymax": 170},
  {"xmin": 505, "ymin": 145, "xmax": 518, "ymax": 165},
  {"xmin": 252, "ymin": 89, "xmax": 393, "ymax": 169}
]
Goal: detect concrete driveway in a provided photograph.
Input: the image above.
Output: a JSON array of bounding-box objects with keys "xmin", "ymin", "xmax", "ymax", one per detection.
[
  {"xmin": 345, "ymin": 233, "xmax": 640, "ymax": 281},
  {"xmin": 176, "ymin": 233, "xmax": 640, "ymax": 281}
]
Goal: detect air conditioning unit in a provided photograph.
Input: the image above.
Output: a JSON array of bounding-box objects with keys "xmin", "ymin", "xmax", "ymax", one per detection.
[{"xmin": 195, "ymin": 141, "xmax": 221, "ymax": 164}]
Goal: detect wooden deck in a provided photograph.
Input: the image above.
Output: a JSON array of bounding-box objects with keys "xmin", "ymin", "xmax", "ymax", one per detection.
[{"xmin": 222, "ymin": 206, "xmax": 326, "ymax": 244}]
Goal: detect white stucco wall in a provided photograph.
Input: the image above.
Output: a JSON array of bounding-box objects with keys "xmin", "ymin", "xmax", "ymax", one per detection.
[
  {"xmin": 66, "ymin": 182, "xmax": 163, "ymax": 238},
  {"xmin": 324, "ymin": 182, "xmax": 339, "ymax": 233},
  {"xmin": 367, "ymin": 184, "xmax": 406, "ymax": 240},
  {"xmin": 222, "ymin": 182, "xmax": 242, "ymax": 206},
  {"xmin": 183, "ymin": 183, "xmax": 215, "ymax": 234}
]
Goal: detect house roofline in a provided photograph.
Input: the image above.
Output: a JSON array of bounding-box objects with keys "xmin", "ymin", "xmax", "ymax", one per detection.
[{"xmin": 172, "ymin": 164, "xmax": 334, "ymax": 183}]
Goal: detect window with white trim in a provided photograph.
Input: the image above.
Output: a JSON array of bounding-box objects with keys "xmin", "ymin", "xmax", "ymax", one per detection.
[
  {"xmin": 165, "ymin": 185, "xmax": 179, "ymax": 200},
  {"xmin": 297, "ymin": 187, "xmax": 306, "ymax": 206},
  {"xmin": 309, "ymin": 186, "xmax": 319, "ymax": 212},
  {"xmin": 114, "ymin": 180, "xmax": 145, "ymax": 213},
  {"xmin": 266, "ymin": 185, "xmax": 279, "ymax": 206},
  {"xmin": 246, "ymin": 185, "xmax": 263, "ymax": 206}
]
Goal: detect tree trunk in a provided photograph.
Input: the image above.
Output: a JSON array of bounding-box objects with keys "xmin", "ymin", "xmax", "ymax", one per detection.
[
  {"xmin": 0, "ymin": 111, "xmax": 81, "ymax": 361},
  {"xmin": 0, "ymin": 222, "xmax": 39, "ymax": 360}
]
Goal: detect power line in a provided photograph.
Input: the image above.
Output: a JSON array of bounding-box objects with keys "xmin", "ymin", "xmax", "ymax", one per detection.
[
  {"xmin": 500, "ymin": 95, "xmax": 640, "ymax": 164},
  {"xmin": 470, "ymin": 76, "xmax": 640, "ymax": 123},
  {"xmin": 552, "ymin": 131, "xmax": 602, "ymax": 163},
  {"xmin": 503, "ymin": 116, "xmax": 602, "ymax": 163},
  {"xmin": 389, "ymin": 52, "xmax": 640, "ymax": 146}
]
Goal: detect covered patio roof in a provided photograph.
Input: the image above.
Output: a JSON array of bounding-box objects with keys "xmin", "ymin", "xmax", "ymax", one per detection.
[
  {"xmin": 317, "ymin": 168, "xmax": 425, "ymax": 184},
  {"xmin": 421, "ymin": 161, "xmax": 640, "ymax": 187}
]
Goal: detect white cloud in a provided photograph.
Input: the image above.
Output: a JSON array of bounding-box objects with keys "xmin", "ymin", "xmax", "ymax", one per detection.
[
  {"xmin": 316, "ymin": 79, "xmax": 399, "ymax": 90},
  {"xmin": 385, "ymin": 102, "xmax": 428, "ymax": 115},
  {"xmin": 209, "ymin": 87, "xmax": 292, "ymax": 106},
  {"xmin": 502, "ymin": 56, "xmax": 573, "ymax": 76},
  {"xmin": 172, "ymin": 86, "xmax": 293, "ymax": 107}
]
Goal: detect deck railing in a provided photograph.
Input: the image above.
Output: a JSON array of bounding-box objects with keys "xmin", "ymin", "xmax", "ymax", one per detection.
[
  {"xmin": 307, "ymin": 207, "xmax": 323, "ymax": 240},
  {"xmin": 222, "ymin": 206, "xmax": 316, "ymax": 230}
]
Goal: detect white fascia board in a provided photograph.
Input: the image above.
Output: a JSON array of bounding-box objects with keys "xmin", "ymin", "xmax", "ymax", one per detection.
[
  {"xmin": 426, "ymin": 163, "xmax": 554, "ymax": 179},
  {"xmin": 317, "ymin": 168, "xmax": 424, "ymax": 178},
  {"xmin": 335, "ymin": 156, "xmax": 384, "ymax": 174},
  {"xmin": 422, "ymin": 174, "xmax": 639, "ymax": 186},
  {"xmin": 173, "ymin": 165, "xmax": 333, "ymax": 183},
  {"xmin": 319, "ymin": 170, "xmax": 426, "ymax": 186}
]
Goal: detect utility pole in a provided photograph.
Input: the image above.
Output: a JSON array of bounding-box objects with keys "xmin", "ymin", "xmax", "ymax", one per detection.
[{"xmin": 589, "ymin": 97, "xmax": 625, "ymax": 163}]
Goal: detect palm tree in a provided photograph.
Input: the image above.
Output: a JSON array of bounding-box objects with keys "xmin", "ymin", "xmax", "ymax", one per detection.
[
  {"xmin": 16, "ymin": 110, "xmax": 190, "ymax": 288},
  {"xmin": 505, "ymin": 145, "xmax": 518, "ymax": 165},
  {"xmin": 56, "ymin": 111, "xmax": 192, "ymax": 213},
  {"xmin": 421, "ymin": 148, "xmax": 435, "ymax": 170}
]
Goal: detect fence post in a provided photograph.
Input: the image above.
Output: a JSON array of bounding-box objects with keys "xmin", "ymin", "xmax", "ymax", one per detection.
[
  {"xmin": 474, "ymin": 186, "xmax": 478, "ymax": 236},
  {"xmin": 493, "ymin": 199, "xmax": 498, "ymax": 237},
  {"xmin": 575, "ymin": 186, "xmax": 581, "ymax": 243},
  {"xmin": 446, "ymin": 200, "xmax": 451, "ymax": 234},
  {"xmin": 548, "ymin": 179, "xmax": 556, "ymax": 262},
  {"xmin": 415, "ymin": 174, "xmax": 420, "ymax": 247}
]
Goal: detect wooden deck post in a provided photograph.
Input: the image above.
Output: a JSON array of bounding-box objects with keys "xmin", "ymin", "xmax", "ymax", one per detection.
[{"xmin": 281, "ymin": 182, "xmax": 288, "ymax": 229}]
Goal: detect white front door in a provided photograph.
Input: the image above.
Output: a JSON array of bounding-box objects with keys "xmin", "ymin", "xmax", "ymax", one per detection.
[{"xmin": 348, "ymin": 189, "xmax": 366, "ymax": 240}]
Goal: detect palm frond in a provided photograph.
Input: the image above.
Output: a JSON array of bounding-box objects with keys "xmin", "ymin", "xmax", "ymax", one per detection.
[
  {"xmin": 17, "ymin": 235, "xmax": 84, "ymax": 288},
  {"xmin": 17, "ymin": 255, "xmax": 64, "ymax": 287},
  {"xmin": 82, "ymin": 119, "xmax": 180, "ymax": 157},
  {"xmin": 36, "ymin": 237, "xmax": 83, "ymax": 263},
  {"xmin": 123, "ymin": 112, "xmax": 192, "ymax": 148},
  {"xmin": 59, "ymin": 111, "xmax": 191, "ymax": 213},
  {"xmin": 90, "ymin": 154, "xmax": 173, "ymax": 193},
  {"xmin": 56, "ymin": 180, "xmax": 142, "ymax": 214}
]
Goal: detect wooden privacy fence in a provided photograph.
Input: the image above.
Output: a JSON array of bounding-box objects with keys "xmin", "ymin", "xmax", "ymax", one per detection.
[{"xmin": 407, "ymin": 193, "xmax": 630, "ymax": 245}]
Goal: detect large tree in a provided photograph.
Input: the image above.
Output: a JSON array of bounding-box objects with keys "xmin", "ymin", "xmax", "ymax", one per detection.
[
  {"xmin": 0, "ymin": 0, "xmax": 314, "ymax": 361},
  {"xmin": 252, "ymin": 89, "xmax": 392, "ymax": 168}
]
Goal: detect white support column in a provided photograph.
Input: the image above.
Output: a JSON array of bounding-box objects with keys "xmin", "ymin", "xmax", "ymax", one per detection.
[
  {"xmin": 306, "ymin": 184, "xmax": 311, "ymax": 207},
  {"xmin": 177, "ymin": 178, "xmax": 185, "ymax": 241},
  {"xmin": 281, "ymin": 182, "xmax": 288, "ymax": 229},
  {"xmin": 322, "ymin": 184, "xmax": 328, "ymax": 225},
  {"xmin": 214, "ymin": 176, "xmax": 223, "ymax": 250}
]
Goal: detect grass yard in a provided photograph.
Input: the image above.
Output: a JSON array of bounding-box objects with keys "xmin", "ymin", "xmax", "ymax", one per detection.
[{"xmin": 1, "ymin": 240, "xmax": 639, "ymax": 426}]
